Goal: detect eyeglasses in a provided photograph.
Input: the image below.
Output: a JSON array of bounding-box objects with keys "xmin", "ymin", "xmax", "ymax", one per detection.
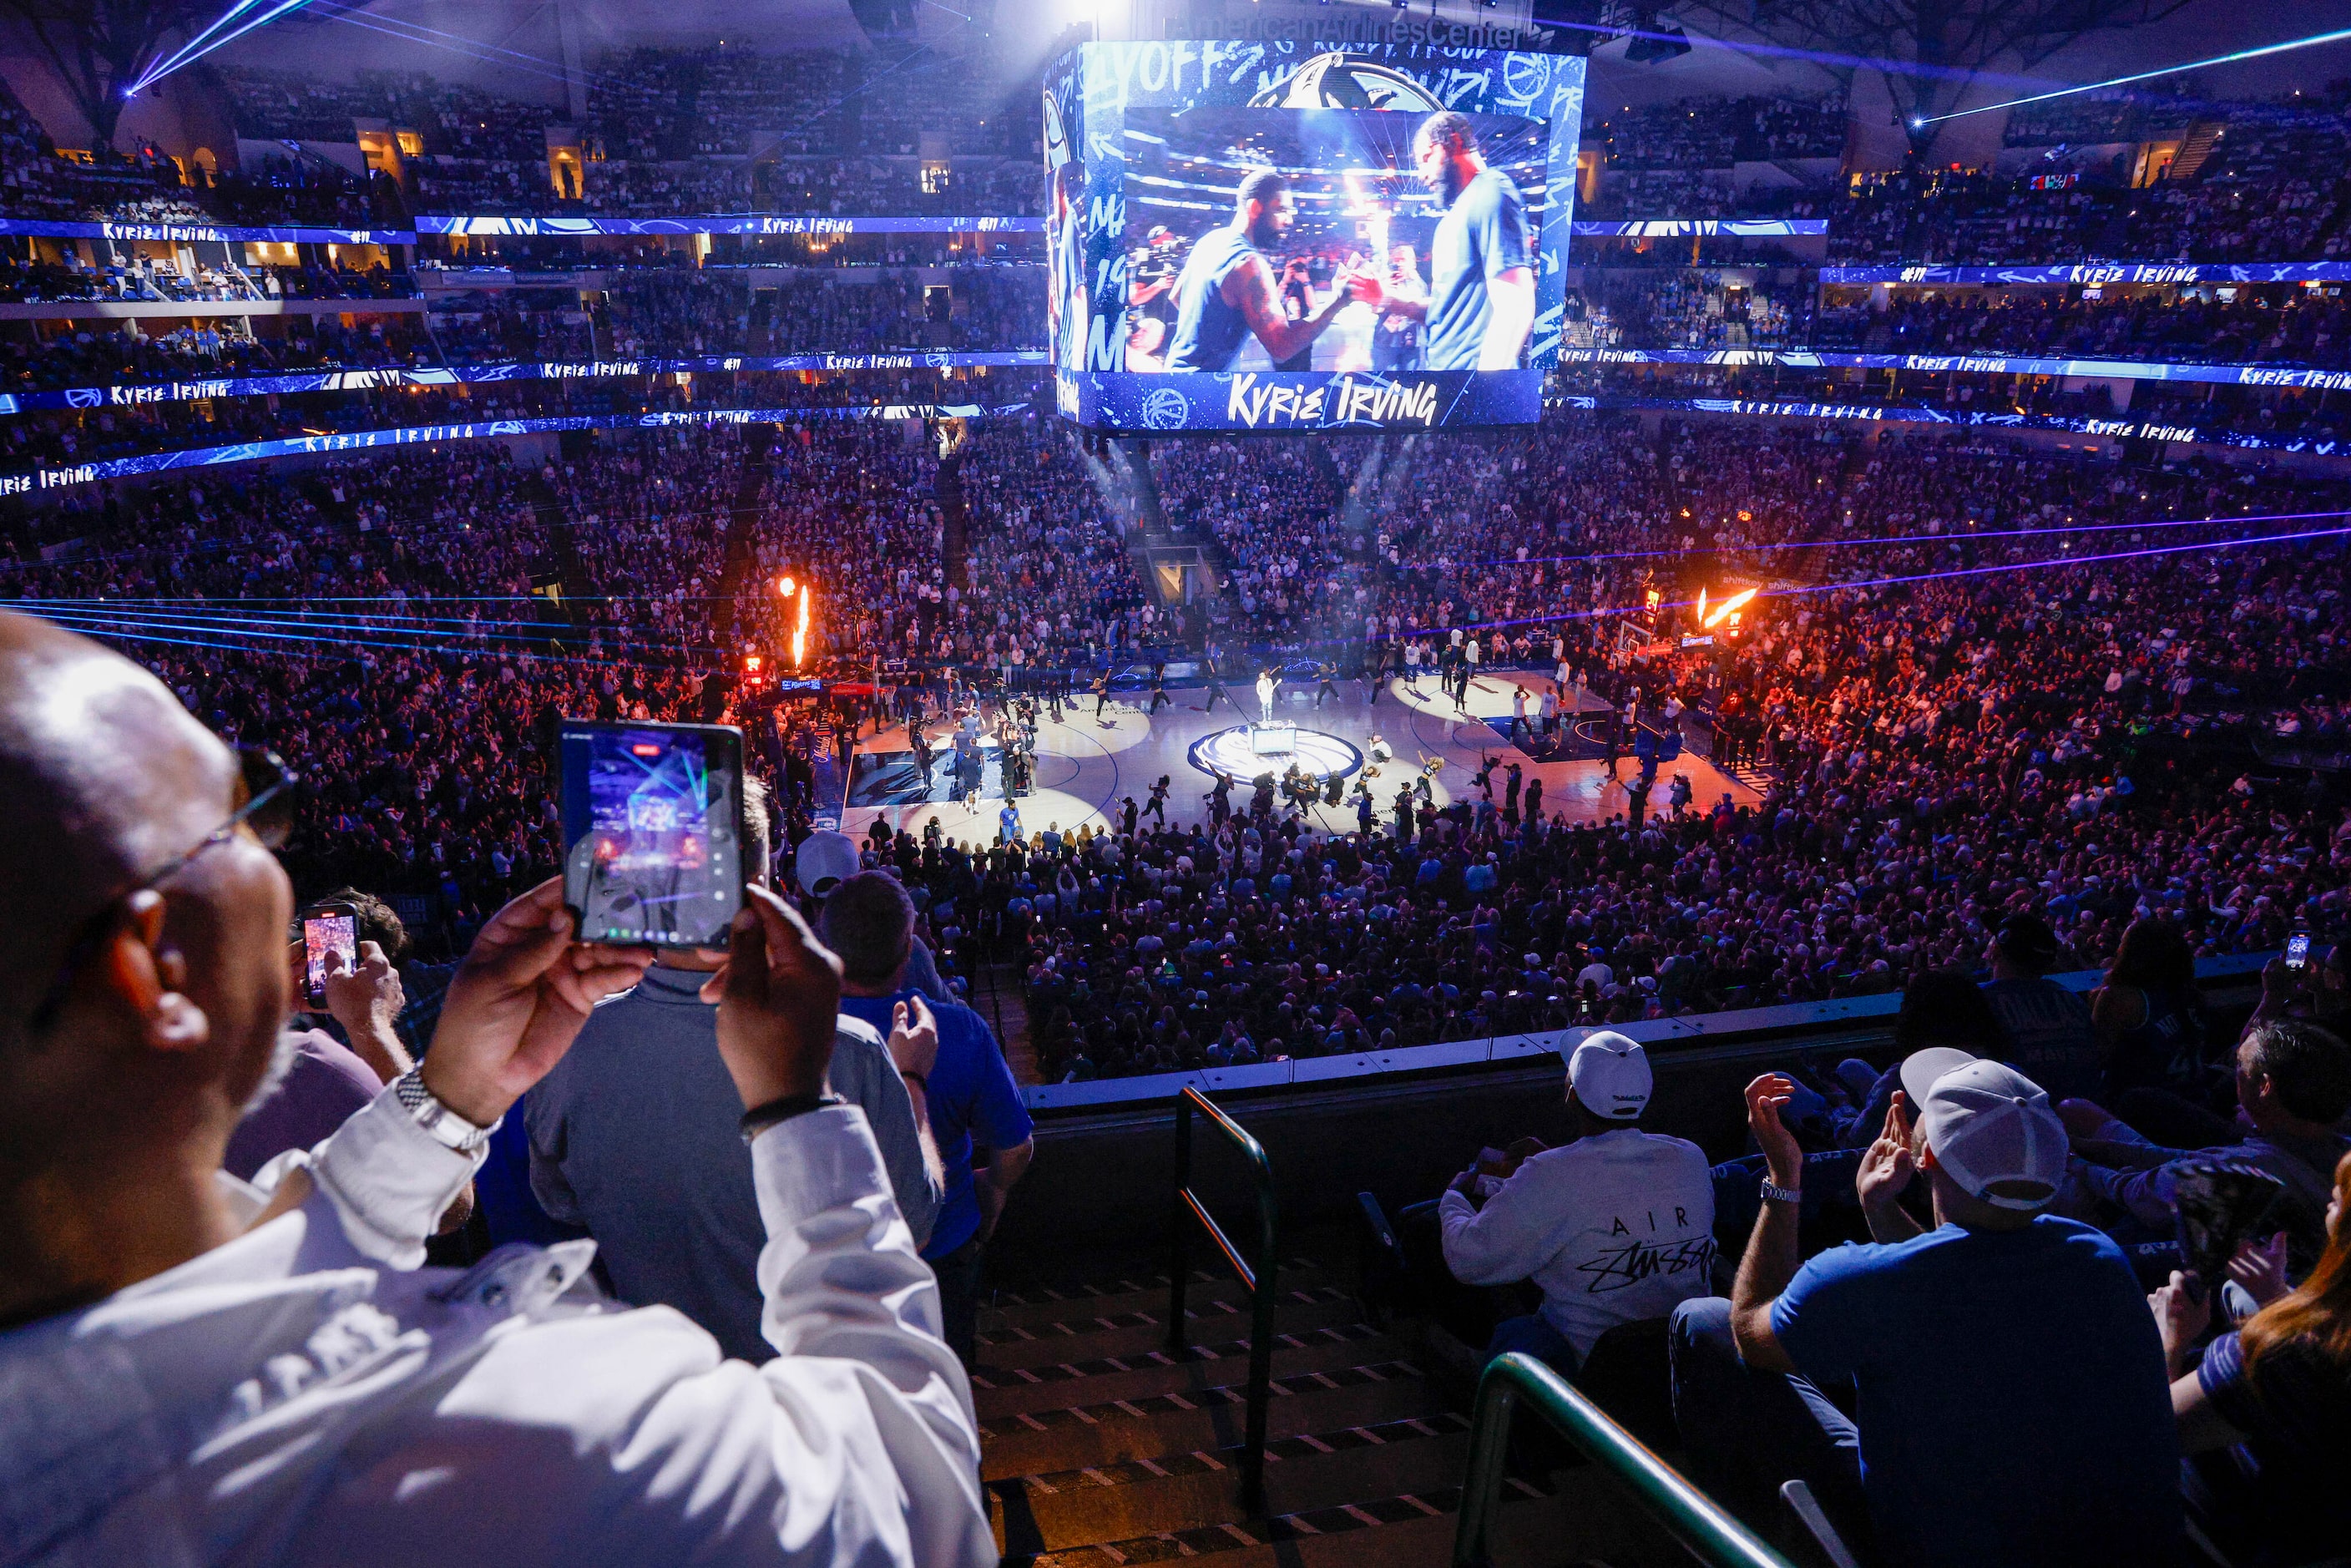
[{"xmin": 23, "ymin": 748, "xmax": 298, "ymax": 1035}]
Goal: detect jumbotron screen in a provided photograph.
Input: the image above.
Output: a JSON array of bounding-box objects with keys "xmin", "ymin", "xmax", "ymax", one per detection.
[{"xmin": 1044, "ymin": 43, "xmax": 1584, "ymax": 433}]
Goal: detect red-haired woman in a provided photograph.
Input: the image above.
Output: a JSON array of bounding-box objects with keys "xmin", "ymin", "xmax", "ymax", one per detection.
[{"xmin": 2152, "ymin": 1150, "xmax": 2351, "ymax": 1565}]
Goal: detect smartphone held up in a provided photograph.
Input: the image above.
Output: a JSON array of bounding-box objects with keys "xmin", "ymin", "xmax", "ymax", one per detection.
[
  {"xmin": 556, "ymin": 719, "xmax": 748, "ymax": 949},
  {"xmin": 301, "ymin": 903, "xmax": 357, "ymax": 1005}
]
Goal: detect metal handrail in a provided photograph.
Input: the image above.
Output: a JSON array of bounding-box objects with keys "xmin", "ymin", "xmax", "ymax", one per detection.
[
  {"xmin": 1167, "ymin": 1085, "xmax": 1279, "ymax": 1515},
  {"xmin": 1453, "ymin": 1352, "xmax": 1795, "ymax": 1568}
]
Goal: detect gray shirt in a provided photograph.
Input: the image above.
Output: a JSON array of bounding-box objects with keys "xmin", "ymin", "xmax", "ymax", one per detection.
[
  {"xmin": 1422, "ymin": 165, "xmax": 1531, "ymax": 372},
  {"xmin": 526, "ymin": 964, "xmax": 941, "ymax": 1363}
]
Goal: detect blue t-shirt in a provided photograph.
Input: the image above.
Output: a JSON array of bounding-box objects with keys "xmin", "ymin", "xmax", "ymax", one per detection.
[
  {"xmin": 840, "ymin": 987, "xmax": 1034, "ymax": 1259},
  {"xmin": 1770, "ymin": 1216, "xmax": 2182, "ymax": 1568},
  {"xmin": 1165, "ymin": 225, "xmax": 1261, "ymax": 372},
  {"xmin": 1421, "ymin": 165, "xmax": 1531, "ymax": 372}
]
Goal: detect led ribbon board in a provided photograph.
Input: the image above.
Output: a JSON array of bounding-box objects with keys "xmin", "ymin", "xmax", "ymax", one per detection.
[
  {"xmin": 1045, "ymin": 40, "xmax": 1583, "ymax": 432},
  {"xmin": 1570, "ymin": 220, "xmax": 1827, "ymax": 237},
  {"xmin": 1552, "ymin": 348, "xmax": 2351, "ymax": 393},
  {"xmin": 1560, "ymin": 392, "xmax": 2350, "ymax": 456},
  {"xmin": 0, "ymin": 218, "xmax": 413, "ymax": 245},
  {"xmin": 0, "ymin": 352, "xmax": 1053, "ymax": 415},
  {"xmin": 414, "ymin": 215, "xmax": 1044, "ymax": 236},
  {"xmin": 1823, "ymin": 263, "xmax": 2351, "ymax": 286},
  {"xmin": 0, "ymin": 402, "xmax": 1033, "ymax": 494}
]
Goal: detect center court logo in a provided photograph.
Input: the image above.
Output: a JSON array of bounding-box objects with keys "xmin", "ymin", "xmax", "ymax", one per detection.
[{"xmin": 1140, "ymin": 387, "xmax": 1191, "ymax": 430}]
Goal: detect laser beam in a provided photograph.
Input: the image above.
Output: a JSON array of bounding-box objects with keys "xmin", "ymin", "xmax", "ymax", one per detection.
[
  {"xmin": 1919, "ymin": 27, "xmax": 2351, "ymax": 125},
  {"xmin": 129, "ymin": 0, "xmax": 325, "ymax": 96}
]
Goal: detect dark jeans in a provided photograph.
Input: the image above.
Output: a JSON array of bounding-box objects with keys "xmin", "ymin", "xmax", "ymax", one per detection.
[
  {"xmin": 1395, "ymin": 1196, "xmax": 1524, "ymax": 1348},
  {"xmin": 1488, "ymin": 1312, "xmax": 1580, "ymax": 1377},
  {"xmin": 928, "ymin": 1235, "xmax": 985, "ymax": 1368},
  {"xmin": 2111, "ymin": 1086, "xmax": 2242, "ymax": 1152},
  {"xmin": 1669, "ymin": 1297, "xmax": 1868, "ymax": 1543}
]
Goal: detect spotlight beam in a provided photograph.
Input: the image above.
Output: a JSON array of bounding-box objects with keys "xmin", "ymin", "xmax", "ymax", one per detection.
[{"xmin": 1919, "ymin": 26, "xmax": 2351, "ymax": 124}]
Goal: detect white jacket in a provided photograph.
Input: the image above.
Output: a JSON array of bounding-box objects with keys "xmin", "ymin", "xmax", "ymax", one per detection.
[
  {"xmin": 0, "ymin": 1086, "xmax": 993, "ymax": 1568},
  {"xmin": 1438, "ymin": 1127, "xmax": 1716, "ymax": 1358}
]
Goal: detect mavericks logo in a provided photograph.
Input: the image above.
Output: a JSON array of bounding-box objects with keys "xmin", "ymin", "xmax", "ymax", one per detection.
[{"xmin": 1247, "ymin": 53, "xmax": 1442, "ymax": 111}]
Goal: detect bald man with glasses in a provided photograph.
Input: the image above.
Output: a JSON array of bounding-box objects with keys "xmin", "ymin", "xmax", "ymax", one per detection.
[{"xmin": 0, "ymin": 611, "xmax": 993, "ymax": 1567}]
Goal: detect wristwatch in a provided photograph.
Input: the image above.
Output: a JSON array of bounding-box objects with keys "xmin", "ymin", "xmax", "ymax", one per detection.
[
  {"xmin": 1759, "ymin": 1179, "xmax": 1802, "ymax": 1206},
  {"xmin": 392, "ymin": 1067, "xmax": 499, "ymax": 1154}
]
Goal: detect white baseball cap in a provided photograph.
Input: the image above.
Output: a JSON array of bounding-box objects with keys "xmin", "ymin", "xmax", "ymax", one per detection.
[
  {"xmin": 1915, "ymin": 1057, "xmax": 2066, "ymax": 1211},
  {"xmin": 1897, "ymin": 1046, "xmax": 1980, "ymax": 1105},
  {"xmin": 1567, "ymin": 1031, "xmax": 1652, "ymax": 1120},
  {"xmin": 794, "ymin": 830, "xmax": 862, "ymax": 897}
]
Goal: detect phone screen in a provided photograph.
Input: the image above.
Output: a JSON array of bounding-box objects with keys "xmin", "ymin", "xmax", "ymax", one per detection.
[
  {"xmin": 304, "ymin": 913, "xmax": 357, "ymax": 1000},
  {"xmin": 559, "ymin": 721, "xmax": 744, "ymax": 948},
  {"xmin": 2285, "ymin": 933, "xmax": 2311, "ymax": 969}
]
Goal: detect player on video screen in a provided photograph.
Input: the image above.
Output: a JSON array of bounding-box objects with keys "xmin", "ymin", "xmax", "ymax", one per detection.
[
  {"xmin": 1048, "ymin": 159, "xmax": 1088, "ymax": 368},
  {"xmin": 1370, "ymin": 243, "xmax": 1424, "ymax": 372},
  {"xmin": 1165, "ymin": 169, "xmax": 1361, "ymax": 373},
  {"xmin": 1345, "ymin": 112, "xmax": 1534, "ymax": 371},
  {"xmin": 1126, "ymin": 225, "xmax": 1182, "ymax": 370}
]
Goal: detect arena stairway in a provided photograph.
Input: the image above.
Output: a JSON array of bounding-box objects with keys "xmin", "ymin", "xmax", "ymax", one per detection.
[
  {"xmin": 976, "ymin": 1243, "xmax": 1706, "ymax": 1568},
  {"xmin": 2166, "ymin": 120, "xmax": 2226, "ymax": 185}
]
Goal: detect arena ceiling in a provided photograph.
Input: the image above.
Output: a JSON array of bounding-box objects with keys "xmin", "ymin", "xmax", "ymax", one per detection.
[
  {"xmin": 5, "ymin": 0, "xmax": 2347, "ymax": 154},
  {"xmin": 192, "ymin": 0, "xmax": 2351, "ymax": 105}
]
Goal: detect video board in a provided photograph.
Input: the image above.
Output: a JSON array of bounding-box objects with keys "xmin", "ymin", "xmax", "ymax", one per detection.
[{"xmin": 1044, "ymin": 42, "xmax": 1584, "ymax": 432}]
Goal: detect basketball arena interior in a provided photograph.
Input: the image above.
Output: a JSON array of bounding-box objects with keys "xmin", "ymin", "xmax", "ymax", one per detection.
[{"xmin": 2, "ymin": 0, "xmax": 2348, "ymax": 1563}]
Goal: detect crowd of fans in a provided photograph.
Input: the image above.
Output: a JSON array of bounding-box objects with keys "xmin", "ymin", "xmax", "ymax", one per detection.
[
  {"xmin": 1553, "ymin": 356, "xmax": 2351, "ymax": 449},
  {"xmin": 599, "ymin": 271, "xmax": 747, "ymax": 357},
  {"xmin": 0, "ymin": 363, "xmax": 1019, "ymax": 474},
  {"xmin": 2002, "ymin": 87, "xmax": 2197, "ymax": 147},
  {"xmin": 426, "ymin": 289, "xmax": 598, "ymax": 362},
  {"xmin": 15, "ymin": 53, "xmax": 2351, "ymax": 1568},
  {"xmin": 762, "ymin": 267, "xmax": 1044, "ymax": 354},
  {"xmin": 0, "ymin": 315, "xmax": 432, "ymax": 391},
  {"xmin": 26, "ymin": 399, "xmax": 2338, "ymax": 1064},
  {"xmin": 1568, "ymin": 271, "xmax": 1813, "ymax": 351},
  {"xmin": 12, "ymin": 58, "xmax": 2351, "ymax": 273},
  {"xmin": 0, "ymin": 245, "xmax": 407, "ymax": 306},
  {"xmin": 6, "ymin": 264, "xmax": 2351, "ymax": 1568},
  {"xmin": 0, "ymin": 432, "xmax": 780, "ymax": 925},
  {"xmin": 915, "ymin": 417, "xmax": 2347, "ymax": 1085},
  {"xmin": 1813, "ymin": 286, "xmax": 2351, "ymax": 367},
  {"xmin": 1585, "ymin": 94, "xmax": 1848, "ymax": 169},
  {"xmin": 948, "ymin": 421, "xmax": 1152, "ymax": 666},
  {"xmin": 1830, "ymin": 154, "xmax": 2347, "ymax": 268},
  {"xmin": 6, "ymin": 559, "xmax": 2346, "ymax": 1565}
]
